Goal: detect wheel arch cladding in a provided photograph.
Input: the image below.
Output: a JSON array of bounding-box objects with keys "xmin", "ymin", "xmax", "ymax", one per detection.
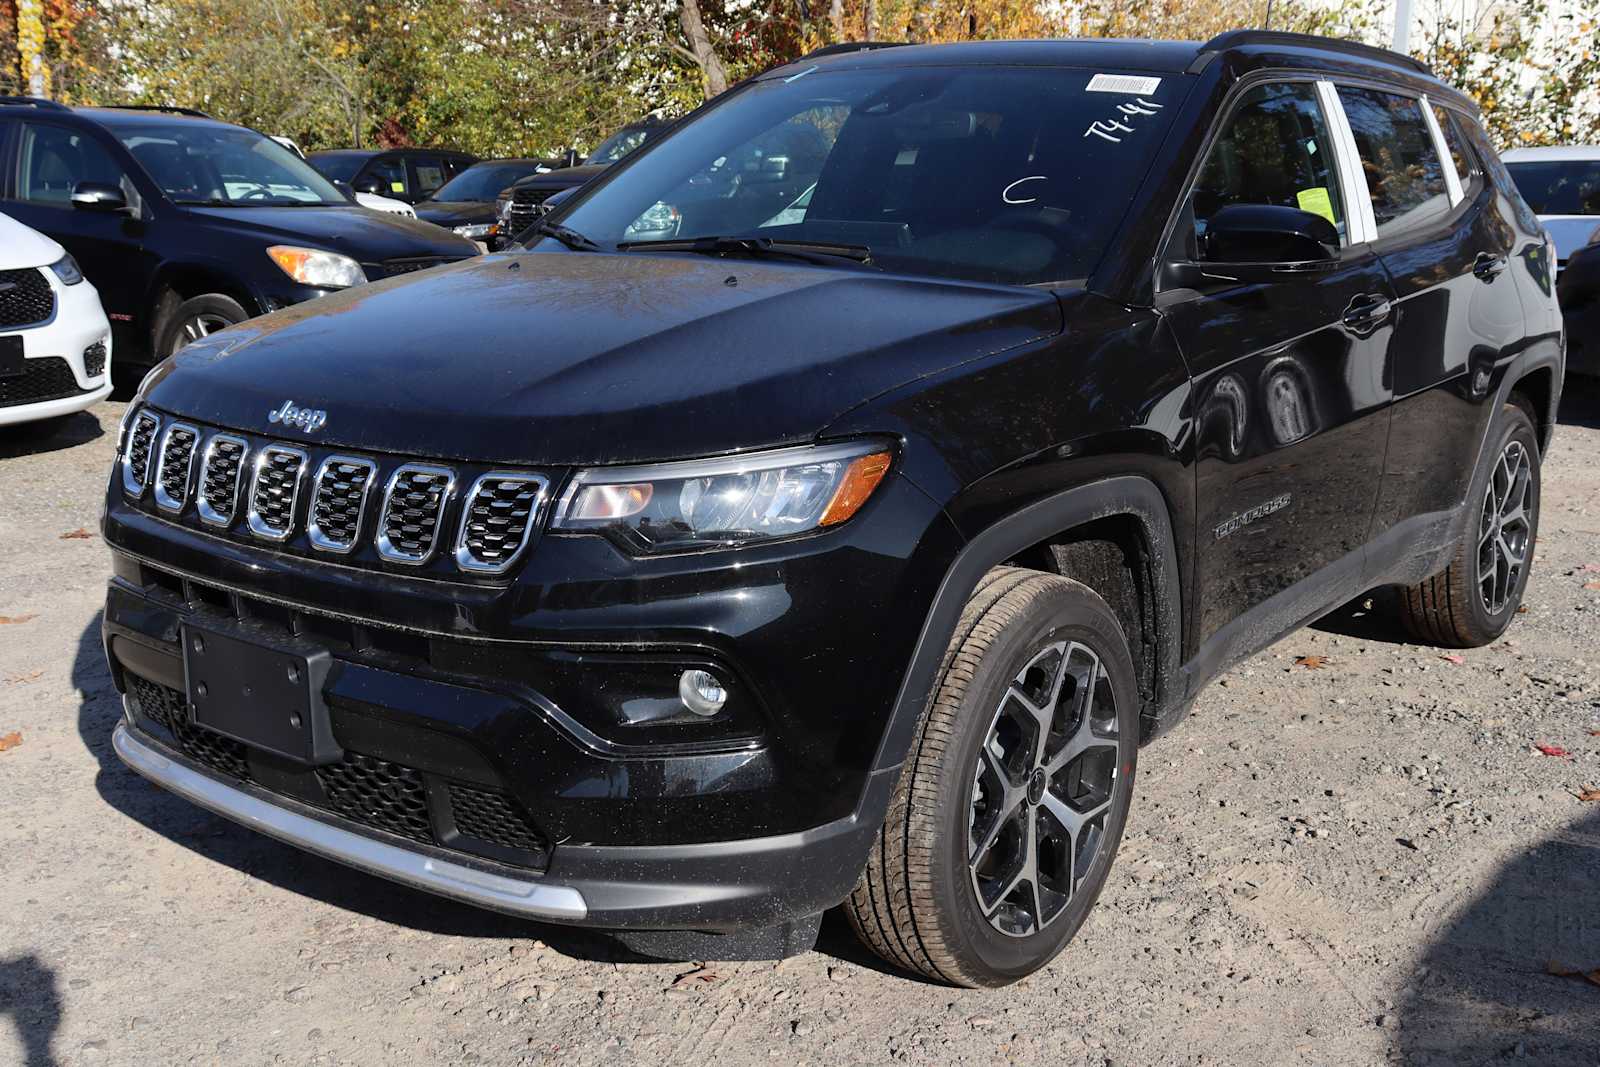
[
  {"xmin": 1507, "ymin": 365, "xmax": 1555, "ymax": 453},
  {"xmin": 870, "ymin": 476, "xmax": 1183, "ymax": 776},
  {"xmin": 149, "ymin": 264, "xmax": 260, "ymax": 335}
]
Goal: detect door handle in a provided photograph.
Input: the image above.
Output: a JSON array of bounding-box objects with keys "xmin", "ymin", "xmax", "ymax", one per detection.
[
  {"xmin": 1473, "ymin": 252, "xmax": 1508, "ymax": 280},
  {"xmin": 1342, "ymin": 294, "xmax": 1392, "ymax": 331}
]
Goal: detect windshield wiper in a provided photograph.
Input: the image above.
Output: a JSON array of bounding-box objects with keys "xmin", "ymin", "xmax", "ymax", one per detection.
[
  {"xmin": 616, "ymin": 235, "xmax": 876, "ymax": 268},
  {"xmin": 528, "ymin": 221, "xmax": 602, "ymax": 252}
]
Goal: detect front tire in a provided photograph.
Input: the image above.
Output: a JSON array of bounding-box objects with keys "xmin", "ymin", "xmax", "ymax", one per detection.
[
  {"xmin": 156, "ymin": 293, "xmax": 249, "ymax": 358},
  {"xmin": 1398, "ymin": 401, "xmax": 1541, "ymax": 647},
  {"xmin": 846, "ymin": 567, "xmax": 1139, "ymax": 987}
]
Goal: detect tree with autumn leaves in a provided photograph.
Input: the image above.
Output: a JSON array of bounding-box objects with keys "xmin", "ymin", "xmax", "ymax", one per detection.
[{"xmin": 7, "ymin": 0, "xmax": 1599, "ymax": 154}]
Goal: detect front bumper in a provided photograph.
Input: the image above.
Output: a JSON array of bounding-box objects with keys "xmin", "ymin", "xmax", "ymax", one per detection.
[{"xmin": 0, "ymin": 274, "xmax": 113, "ymax": 426}]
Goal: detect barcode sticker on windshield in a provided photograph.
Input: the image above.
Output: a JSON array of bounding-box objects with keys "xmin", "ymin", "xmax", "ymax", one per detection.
[{"xmin": 1087, "ymin": 73, "xmax": 1162, "ymax": 95}]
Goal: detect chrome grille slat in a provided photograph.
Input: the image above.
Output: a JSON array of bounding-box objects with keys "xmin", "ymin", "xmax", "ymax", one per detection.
[
  {"xmin": 196, "ymin": 434, "xmax": 248, "ymax": 527},
  {"xmin": 308, "ymin": 456, "xmax": 377, "ymax": 554},
  {"xmin": 377, "ymin": 464, "xmax": 455, "ymax": 565},
  {"xmin": 121, "ymin": 411, "xmax": 161, "ymax": 497},
  {"xmin": 455, "ymin": 473, "xmax": 549, "ymax": 574},
  {"xmin": 247, "ymin": 445, "xmax": 308, "ymax": 542},
  {"xmin": 152, "ymin": 423, "xmax": 199, "ymax": 513}
]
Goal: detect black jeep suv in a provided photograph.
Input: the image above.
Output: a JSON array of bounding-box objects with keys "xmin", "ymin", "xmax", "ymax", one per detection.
[
  {"xmin": 100, "ymin": 32, "xmax": 1563, "ymax": 987},
  {"xmin": 0, "ymin": 100, "xmax": 479, "ymax": 366}
]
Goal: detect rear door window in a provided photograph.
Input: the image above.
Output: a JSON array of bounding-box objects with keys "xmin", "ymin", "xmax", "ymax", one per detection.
[
  {"xmin": 1188, "ymin": 80, "xmax": 1348, "ymax": 249},
  {"xmin": 1336, "ymin": 87, "xmax": 1450, "ymax": 239},
  {"xmin": 410, "ymin": 155, "xmax": 448, "ymax": 198}
]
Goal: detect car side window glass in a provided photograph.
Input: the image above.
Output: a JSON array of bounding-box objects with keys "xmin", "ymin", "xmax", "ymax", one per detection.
[
  {"xmin": 16, "ymin": 122, "xmax": 131, "ymax": 204},
  {"xmin": 412, "ymin": 157, "xmax": 447, "ymax": 198},
  {"xmin": 1336, "ymin": 87, "xmax": 1449, "ymax": 238},
  {"xmin": 1431, "ymin": 104, "xmax": 1481, "ymax": 198},
  {"xmin": 1188, "ymin": 81, "xmax": 1347, "ymax": 252},
  {"xmin": 363, "ymin": 156, "xmax": 408, "ymax": 198}
]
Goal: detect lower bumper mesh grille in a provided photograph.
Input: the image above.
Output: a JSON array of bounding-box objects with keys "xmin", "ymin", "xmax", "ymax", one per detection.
[
  {"xmin": 123, "ymin": 674, "xmax": 548, "ymax": 865},
  {"xmin": 0, "ymin": 356, "xmax": 85, "ymax": 408}
]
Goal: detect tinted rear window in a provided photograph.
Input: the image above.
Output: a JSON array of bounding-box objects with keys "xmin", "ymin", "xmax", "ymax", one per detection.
[{"xmin": 1506, "ymin": 161, "xmax": 1600, "ymax": 215}]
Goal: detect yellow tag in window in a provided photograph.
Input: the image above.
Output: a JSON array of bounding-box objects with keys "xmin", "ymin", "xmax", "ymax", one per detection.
[
  {"xmin": 391, "ymin": 181, "xmax": 405, "ymax": 193},
  {"xmin": 1296, "ymin": 187, "xmax": 1336, "ymax": 225}
]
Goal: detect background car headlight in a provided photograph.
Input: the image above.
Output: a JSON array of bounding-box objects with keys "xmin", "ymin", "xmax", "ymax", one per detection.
[
  {"xmin": 48, "ymin": 253, "xmax": 84, "ymax": 285},
  {"xmin": 623, "ymin": 201, "xmax": 682, "ymax": 239},
  {"xmin": 554, "ymin": 441, "xmax": 892, "ymax": 553},
  {"xmin": 452, "ymin": 222, "xmax": 497, "ymax": 239},
  {"xmin": 266, "ymin": 245, "xmax": 366, "ymax": 289}
]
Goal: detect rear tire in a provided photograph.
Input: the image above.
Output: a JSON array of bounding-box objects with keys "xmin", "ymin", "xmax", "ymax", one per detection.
[
  {"xmin": 156, "ymin": 293, "xmax": 249, "ymax": 357},
  {"xmin": 1398, "ymin": 402, "xmax": 1540, "ymax": 647},
  {"xmin": 846, "ymin": 566, "xmax": 1139, "ymax": 987}
]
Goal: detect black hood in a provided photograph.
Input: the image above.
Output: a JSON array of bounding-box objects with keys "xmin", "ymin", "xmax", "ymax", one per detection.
[
  {"xmin": 141, "ymin": 252, "xmax": 1062, "ymax": 466},
  {"xmin": 184, "ymin": 204, "xmax": 480, "ymax": 263},
  {"xmin": 414, "ymin": 201, "xmax": 498, "ymax": 227},
  {"xmin": 511, "ymin": 165, "xmax": 606, "ymax": 192}
]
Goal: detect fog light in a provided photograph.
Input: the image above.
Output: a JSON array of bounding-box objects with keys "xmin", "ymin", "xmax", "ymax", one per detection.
[{"xmin": 678, "ymin": 669, "xmax": 728, "ymax": 717}]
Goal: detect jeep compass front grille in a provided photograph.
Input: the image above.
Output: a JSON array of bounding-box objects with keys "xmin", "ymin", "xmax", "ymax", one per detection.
[
  {"xmin": 308, "ymin": 457, "xmax": 376, "ymax": 553},
  {"xmin": 117, "ymin": 409, "xmax": 555, "ymax": 576},
  {"xmin": 122, "ymin": 411, "xmax": 161, "ymax": 496},
  {"xmin": 456, "ymin": 474, "xmax": 548, "ymax": 573},
  {"xmin": 153, "ymin": 424, "xmax": 199, "ymax": 512},
  {"xmin": 248, "ymin": 446, "xmax": 307, "ymax": 541},
  {"xmin": 0, "ymin": 267, "xmax": 55, "ymax": 328},
  {"xmin": 197, "ymin": 435, "xmax": 247, "ymax": 526},
  {"xmin": 378, "ymin": 465, "xmax": 454, "ymax": 564}
]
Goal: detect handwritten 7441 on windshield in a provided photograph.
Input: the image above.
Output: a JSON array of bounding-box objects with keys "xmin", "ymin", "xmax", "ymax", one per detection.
[{"xmin": 1084, "ymin": 98, "xmax": 1164, "ymax": 143}]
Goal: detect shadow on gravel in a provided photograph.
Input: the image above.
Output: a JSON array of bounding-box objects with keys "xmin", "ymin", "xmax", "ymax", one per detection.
[
  {"xmin": 1310, "ymin": 588, "xmax": 1415, "ymax": 645},
  {"xmin": 1557, "ymin": 374, "xmax": 1600, "ymax": 429},
  {"xmin": 70, "ymin": 613, "xmax": 867, "ymax": 970},
  {"xmin": 0, "ymin": 411, "xmax": 104, "ymax": 460},
  {"xmin": 0, "ymin": 954, "xmax": 61, "ymax": 1067},
  {"xmin": 1398, "ymin": 807, "xmax": 1600, "ymax": 1065}
]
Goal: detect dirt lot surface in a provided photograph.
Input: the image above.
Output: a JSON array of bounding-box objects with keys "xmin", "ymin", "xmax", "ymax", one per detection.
[{"xmin": 3, "ymin": 383, "xmax": 1599, "ymax": 1067}]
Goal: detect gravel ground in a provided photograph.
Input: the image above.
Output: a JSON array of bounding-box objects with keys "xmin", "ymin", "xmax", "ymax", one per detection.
[{"xmin": 2, "ymin": 381, "xmax": 1599, "ymax": 1067}]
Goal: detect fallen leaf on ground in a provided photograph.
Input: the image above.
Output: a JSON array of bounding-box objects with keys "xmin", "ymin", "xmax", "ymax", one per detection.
[
  {"xmin": 1547, "ymin": 960, "xmax": 1600, "ymax": 988},
  {"xmin": 5, "ymin": 670, "xmax": 42, "ymax": 685},
  {"xmin": 1582, "ymin": 563, "xmax": 1600, "ymax": 573},
  {"xmin": 1586, "ymin": 582, "xmax": 1600, "ymax": 592},
  {"xmin": 1517, "ymin": 605, "xmax": 1529, "ymax": 614},
  {"xmin": 1534, "ymin": 743, "xmax": 1572, "ymax": 758},
  {"xmin": 1294, "ymin": 656, "xmax": 1330, "ymax": 670},
  {"xmin": 0, "ymin": 614, "xmax": 38, "ymax": 626},
  {"xmin": 1590, "ymin": 729, "xmax": 1600, "ymax": 737},
  {"xmin": 669, "ymin": 966, "xmax": 720, "ymax": 989},
  {"xmin": 1440, "ymin": 654, "xmax": 1466, "ymax": 665},
  {"xmin": 1576, "ymin": 786, "xmax": 1600, "ymax": 803},
  {"xmin": 58, "ymin": 528, "xmax": 92, "ymax": 540},
  {"xmin": 0, "ymin": 732, "xmax": 21, "ymax": 753}
]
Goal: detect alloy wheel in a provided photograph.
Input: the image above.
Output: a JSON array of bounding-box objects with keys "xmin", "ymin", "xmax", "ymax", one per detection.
[
  {"xmin": 1477, "ymin": 438, "xmax": 1533, "ymax": 615},
  {"xmin": 968, "ymin": 639, "xmax": 1120, "ymax": 937},
  {"xmin": 170, "ymin": 313, "xmax": 235, "ymax": 354}
]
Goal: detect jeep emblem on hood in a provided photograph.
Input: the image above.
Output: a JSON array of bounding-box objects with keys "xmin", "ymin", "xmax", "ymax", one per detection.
[{"xmin": 267, "ymin": 400, "xmax": 327, "ymax": 434}]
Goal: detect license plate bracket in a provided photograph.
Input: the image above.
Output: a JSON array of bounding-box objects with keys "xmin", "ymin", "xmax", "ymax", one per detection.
[
  {"xmin": 0, "ymin": 335, "xmax": 23, "ymax": 379},
  {"xmin": 181, "ymin": 621, "xmax": 342, "ymax": 766}
]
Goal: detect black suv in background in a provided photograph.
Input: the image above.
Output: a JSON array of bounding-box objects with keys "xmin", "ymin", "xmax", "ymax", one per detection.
[
  {"xmin": 101, "ymin": 33, "xmax": 1562, "ymax": 987},
  {"xmin": 412, "ymin": 158, "xmax": 556, "ymax": 247},
  {"xmin": 0, "ymin": 100, "xmax": 480, "ymax": 366},
  {"xmin": 499, "ymin": 118, "xmax": 665, "ymax": 236},
  {"xmin": 306, "ymin": 147, "xmax": 478, "ymax": 204}
]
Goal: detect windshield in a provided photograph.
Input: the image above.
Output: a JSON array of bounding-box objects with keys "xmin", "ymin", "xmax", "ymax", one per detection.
[
  {"xmin": 306, "ymin": 153, "xmax": 364, "ymax": 183},
  {"xmin": 1507, "ymin": 161, "xmax": 1600, "ymax": 215},
  {"xmin": 584, "ymin": 127, "xmax": 655, "ymax": 166},
  {"xmin": 111, "ymin": 122, "xmax": 348, "ymax": 205},
  {"xmin": 432, "ymin": 161, "xmax": 549, "ymax": 202},
  {"xmin": 551, "ymin": 66, "xmax": 1183, "ymax": 285}
]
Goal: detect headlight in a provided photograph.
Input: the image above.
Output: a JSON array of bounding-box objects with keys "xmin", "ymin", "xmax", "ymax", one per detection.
[
  {"xmin": 452, "ymin": 222, "xmax": 497, "ymax": 239},
  {"xmin": 554, "ymin": 441, "xmax": 893, "ymax": 554},
  {"xmin": 48, "ymin": 253, "xmax": 84, "ymax": 285},
  {"xmin": 266, "ymin": 245, "xmax": 366, "ymax": 288},
  {"xmin": 623, "ymin": 201, "xmax": 682, "ymax": 239}
]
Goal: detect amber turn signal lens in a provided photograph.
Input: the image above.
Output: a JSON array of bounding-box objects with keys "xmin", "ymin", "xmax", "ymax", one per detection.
[{"xmin": 819, "ymin": 451, "xmax": 892, "ymax": 526}]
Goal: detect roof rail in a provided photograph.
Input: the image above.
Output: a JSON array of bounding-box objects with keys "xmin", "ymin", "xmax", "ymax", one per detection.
[
  {"xmin": 1199, "ymin": 29, "xmax": 1431, "ymax": 76},
  {"xmin": 104, "ymin": 103, "xmax": 214, "ymax": 119},
  {"xmin": 0, "ymin": 95, "xmax": 68, "ymax": 111},
  {"xmin": 804, "ymin": 41, "xmax": 912, "ymax": 60}
]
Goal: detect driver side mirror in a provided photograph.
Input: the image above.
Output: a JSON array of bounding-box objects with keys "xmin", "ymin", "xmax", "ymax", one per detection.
[
  {"xmin": 1202, "ymin": 204, "xmax": 1339, "ymax": 265},
  {"xmin": 71, "ymin": 181, "xmax": 128, "ymax": 213},
  {"xmin": 332, "ymin": 179, "xmax": 357, "ymax": 202}
]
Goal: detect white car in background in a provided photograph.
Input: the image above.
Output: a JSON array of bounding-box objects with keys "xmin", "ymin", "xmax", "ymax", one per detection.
[
  {"xmin": 269, "ymin": 135, "xmax": 417, "ymax": 218},
  {"xmin": 0, "ymin": 211, "xmax": 113, "ymax": 427},
  {"xmin": 1503, "ymin": 145, "xmax": 1600, "ymax": 270}
]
